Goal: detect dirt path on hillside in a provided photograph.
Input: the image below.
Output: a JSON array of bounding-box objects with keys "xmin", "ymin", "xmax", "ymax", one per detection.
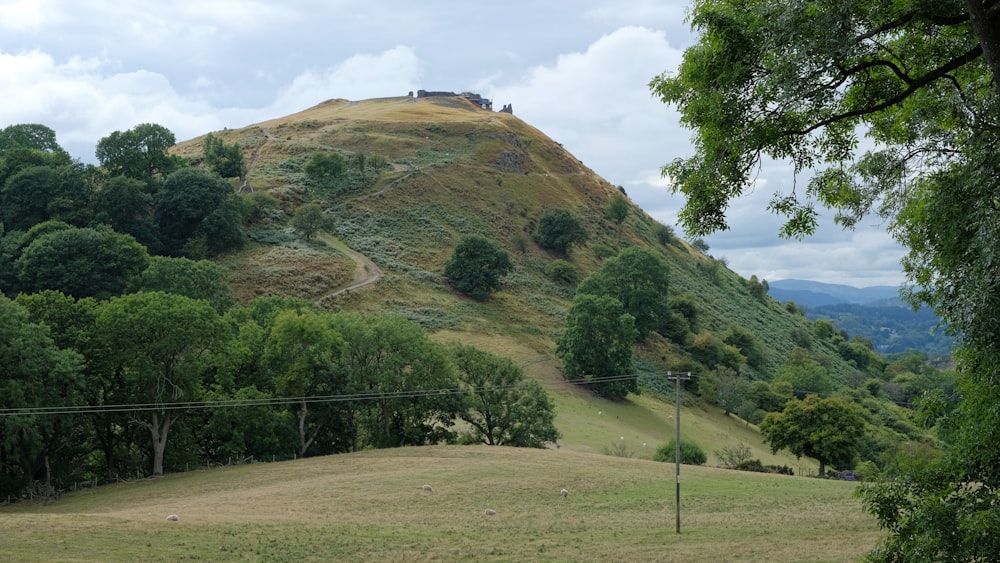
[{"xmin": 313, "ymin": 232, "xmax": 383, "ymax": 307}]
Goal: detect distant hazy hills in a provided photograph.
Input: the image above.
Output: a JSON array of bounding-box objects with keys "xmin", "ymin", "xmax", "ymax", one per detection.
[
  {"xmin": 769, "ymin": 280, "xmax": 954, "ymax": 357},
  {"xmin": 767, "ymin": 279, "xmax": 902, "ymax": 307}
]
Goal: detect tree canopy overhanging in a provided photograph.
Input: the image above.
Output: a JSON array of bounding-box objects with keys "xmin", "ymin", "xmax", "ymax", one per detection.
[
  {"xmin": 651, "ymin": 0, "xmax": 999, "ymax": 239},
  {"xmin": 654, "ymin": 0, "xmax": 1000, "ymax": 559}
]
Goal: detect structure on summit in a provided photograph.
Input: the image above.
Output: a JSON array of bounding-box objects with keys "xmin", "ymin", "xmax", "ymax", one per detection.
[{"xmin": 414, "ymin": 89, "xmax": 504, "ymax": 112}]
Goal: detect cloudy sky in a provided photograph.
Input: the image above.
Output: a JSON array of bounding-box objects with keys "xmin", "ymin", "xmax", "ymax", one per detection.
[{"xmin": 1, "ymin": 0, "xmax": 907, "ymax": 287}]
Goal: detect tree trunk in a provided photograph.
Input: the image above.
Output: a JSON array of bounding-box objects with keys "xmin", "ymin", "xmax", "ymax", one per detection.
[
  {"xmin": 297, "ymin": 400, "xmax": 316, "ymax": 457},
  {"xmin": 149, "ymin": 411, "xmax": 175, "ymax": 476},
  {"xmin": 967, "ymin": 0, "xmax": 1000, "ymax": 92},
  {"xmin": 818, "ymin": 460, "xmax": 826, "ymax": 478}
]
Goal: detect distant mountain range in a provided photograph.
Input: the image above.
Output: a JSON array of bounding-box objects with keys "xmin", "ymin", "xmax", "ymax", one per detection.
[
  {"xmin": 768, "ymin": 280, "xmax": 954, "ymax": 357},
  {"xmin": 767, "ymin": 279, "xmax": 902, "ymax": 307}
]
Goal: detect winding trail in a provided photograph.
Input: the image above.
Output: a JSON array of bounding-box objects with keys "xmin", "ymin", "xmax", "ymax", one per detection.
[{"xmin": 313, "ymin": 232, "xmax": 383, "ymax": 307}]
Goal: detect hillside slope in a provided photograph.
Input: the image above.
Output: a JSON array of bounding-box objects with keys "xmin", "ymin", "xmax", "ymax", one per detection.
[{"xmin": 171, "ymin": 95, "xmax": 894, "ymax": 465}]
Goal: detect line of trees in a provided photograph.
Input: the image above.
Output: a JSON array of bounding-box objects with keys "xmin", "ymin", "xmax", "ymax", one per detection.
[{"xmin": 1, "ymin": 291, "xmax": 559, "ymax": 497}]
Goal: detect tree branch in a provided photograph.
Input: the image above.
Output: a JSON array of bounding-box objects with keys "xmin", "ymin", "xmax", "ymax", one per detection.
[
  {"xmin": 785, "ymin": 45, "xmax": 984, "ymax": 136},
  {"xmin": 854, "ymin": 13, "xmax": 914, "ymax": 43}
]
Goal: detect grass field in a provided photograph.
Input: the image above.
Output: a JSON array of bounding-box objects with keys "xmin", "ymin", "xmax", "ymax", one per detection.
[{"xmin": 1, "ymin": 446, "xmax": 881, "ymax": 562}]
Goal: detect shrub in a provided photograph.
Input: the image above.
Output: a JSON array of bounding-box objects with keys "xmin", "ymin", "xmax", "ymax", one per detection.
[
  {"xmin": 544, "ymin": 259, "xmax": 579, "ymax": 285},
  {"xmin": 654, "ymin": 439, "xmax": 707, "ymax": 465},
  {"xmin": 304, "ymin": 151, "xmax": 345, "ymax": 184},
  {"xmin": 592, "ymin": 243, "xmax": 615, "ymax": 259},
  {"xmin": 735, "ymin": 459, "xmax": 766, "ymax": 472},
  {"xmin": 444, "ymin": 235, "xmax": 513, "ymax": 300},
  {"xmin": 533, "ymin": 208, "xmax": 588, "ymax": 254},
  {"xmin": 716, "ymin": 441, "xmax": 754, "ymax": 469},
  {"xmin": 654, "ymin": 223, "xmax": 674, "ymax": 245}
]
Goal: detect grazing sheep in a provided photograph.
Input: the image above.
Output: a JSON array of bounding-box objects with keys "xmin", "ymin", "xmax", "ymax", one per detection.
[
  {"xmin": 484, "ymin": 508, "xmax": 497, "ymax": 516},
  {"xmin": 166, "ymin": 514, "xmax": 180, "ymax": 522},
  {"xmin": 560, "ymin": 488, "xmax": 569, "ymax": 499},
  {"xmin": 422, "ymin": 484, "xmax": 434, "ymax": 494}
]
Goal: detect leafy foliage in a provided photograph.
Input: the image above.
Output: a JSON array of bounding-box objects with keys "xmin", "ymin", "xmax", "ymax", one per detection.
[
  {"xmin": 556, "ymin": 293, "xmax": 638, "ymax": 399},
  {"xmin": 0, "ymin": 295, "xmax": 84, "ymax": 492},
  {"xmin": 606, "ymin": 193, "xmax": 629, "ymax": 225},
  {"xmin": 576, "ymin": 246, "xmax": 671, "ymax": 339},
  {"xmin": 451, "ymin": 344, "xmax": 559, "ymax": 447},
  {"xmin": 129, "ymin": 255, "xmax": 236, "ymax": 312},
  {"xmin": 0, "ymin": 123, "xmax": 65, "ymax": 156},
  {"xmin": 760, "ymin": 395, "xmax": 866, "ymax": 477},
  {"xmin": 202, "ymin": 133, "xmax": 246, "ymax": 180},
  {"xmin": 444, "ymin": 235, "xmax": 513, "ymax": 300},
  {"xmin": 154, "ymin": 168, "xmax": 244, "ymax": 256},
  {"xmin": 654, "ymin": 439, "xmax": 707, "ymax": 465},
  {"xmin": 533, "ymin": 208, "xmax": 589, "ymax": 254},
  {"xmin": 95, "ymin": 291, "xmax": 226, "ymax": 475},
  {"xmin": 291, "ymin": 203, "xmax": 326, "ymax": 240},
  {"xmin": 15, "ymin": 225, "xmax": 149, "ymax": 299},
  {"xmin": 304, "ymin": 151, "xmax": 346, "ymax": 185},
  {"xmin": 95, "ymin": 123, "xmax": 183, "ymax": 183},
  {"xmin": 543, "ymin": 259, "xmax": 579, "ymax": 285}
]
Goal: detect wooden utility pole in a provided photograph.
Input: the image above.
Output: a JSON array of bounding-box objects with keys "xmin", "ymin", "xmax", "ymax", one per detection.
[{"xmin": 667, "ymin": 371, "xmax": 692, "ymax": 534}]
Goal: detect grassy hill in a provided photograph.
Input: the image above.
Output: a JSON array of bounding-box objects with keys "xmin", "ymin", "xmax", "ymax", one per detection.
[
  {"xmin": 169, "ymin": 95, "xmax": 910, "ymax": 470},
  {"xmin": 0, "ymin": 446, "xmax": 881, "ymax": 562}
]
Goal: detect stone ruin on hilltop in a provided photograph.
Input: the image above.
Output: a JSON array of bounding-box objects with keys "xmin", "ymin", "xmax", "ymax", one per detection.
[{"xmin": 409, "ymin": 90, "xmax": 512, "ymax": 114}]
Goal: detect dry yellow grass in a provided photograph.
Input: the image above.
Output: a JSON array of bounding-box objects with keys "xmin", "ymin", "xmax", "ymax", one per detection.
[{"xmin": 1, "ymin": 446, "xmax": 881, "ymax": 562}]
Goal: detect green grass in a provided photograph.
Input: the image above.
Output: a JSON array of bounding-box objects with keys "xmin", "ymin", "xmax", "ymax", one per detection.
[{"xmin": 1, "ymin": 446, "xmax": 881, "ymax": 562}]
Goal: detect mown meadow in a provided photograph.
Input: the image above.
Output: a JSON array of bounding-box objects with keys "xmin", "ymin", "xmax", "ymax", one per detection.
[{"xmin": 1, "ymin": 446, "xmax": 881, "ymax": 562}]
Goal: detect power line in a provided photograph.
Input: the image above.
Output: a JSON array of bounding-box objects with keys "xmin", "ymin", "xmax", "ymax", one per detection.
[{"xmin": 0, "ymin": 373, "xmax": 643, "ymax": 417}]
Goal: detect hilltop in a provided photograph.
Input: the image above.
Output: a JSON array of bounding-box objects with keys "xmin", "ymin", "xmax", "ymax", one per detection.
[{"xmin": 166, "ymin": 95, "xmax": 925, "ymax": 466}]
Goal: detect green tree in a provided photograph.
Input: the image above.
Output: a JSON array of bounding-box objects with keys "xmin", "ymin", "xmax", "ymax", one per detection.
[
  {"xmin": 689, "ymin": 331, "xmax": 744, "ymax": 371},
  {"xmin": 722, "ymin": 324, "xmax": 766, "ymax": 369},
  {"xmin": 96, "ymin": 292, "xmax": 226, "ymax": 475},
  {"xmin": 760, "ymin": 395, "xmax": 866, "ymax": 477},
  {"xmin": 654, "ymin": 14, "xmax": 1000, "ymax": 553},
  {"xmin": 1, "ymin": 163, "xmax": 92, "ymax": 232},
  {"xmin": 606, "ymin": 193, "xmax": 629, "ymax": 226},
  {"xmin": 0, "ymin": 295, "xmax": 85, "ymax": 496},
  {"xmin": 197, "ymin": 386, "xmax": 297, "ymax": 463},
  {"xmin": 129, "ymin": 255, "xmax": 236, "ymax": 312},
  {"xmin": 16, "ymin": 225, "xmax": 149, "ymax": 299},
  {"xmin": 329, "ymin": 313, "xmax": 464, "ymax": 448},
  {"xmin": 450, "ymin": 344, "xmax": 559, "ymax": 447},
  {"xmin": 698, "ymin": 367, "xmax": 749, "ymax": 416},
  {"xmin": 154, "ymin": 167, "xmax": 243, "ymax": 256},
  {"xmin": 263, "ymin": 309, "xmax": 347, "ymax": 457},
  {"xmin": 773, "ymin": 349, "xmax": 834, "ymax": 399},
  {"xmin": 533, "ymin": 208, "xmax": 589, "ymax": 255},
  {"xmin": 0, "ymin": 124, "xmax": 65, "ymax": 156},
  {"xmin": 304, "ymin": 152, "xmax": 346, "ymax": 185},
  {"xmin": 91, "ymin": 175, "xmax": 161, "ymax": 253},
  {"xmin": 577, "ymin": 246, "xmax": 671, "ymax": 339},
  {"xmin": 95, "ymin": 123, "xmax": 182, "ymax": 182},
  {"xmin": 202, "ymin": 132, "xmax": 246, "ymax": 181},
  {"xmin": 556, "ymin": 293, "xmax": 638, "ymax": 399},
  {"xmin": 290, "ymin": 203, "xmax": 326, "ymax": 241},
  {"xmin": 443, "ymin": 235, "xmax": 513, "ymax": 300}
]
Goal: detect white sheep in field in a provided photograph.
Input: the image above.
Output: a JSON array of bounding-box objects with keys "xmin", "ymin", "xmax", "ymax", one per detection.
[
  {"xmin": 484, "ymin": 508, "xmax": 496, "ymax": 516},
  {"xmin": 166, "ymin": 514, "xmax": 180, "ymax": 522},
  {"xmin": 422, "ymin": 484, "xmax": 434, "ymax": 494},
  {"xmin": 560, "ymin": 488, "xmax": 569, "ymax": 499}
]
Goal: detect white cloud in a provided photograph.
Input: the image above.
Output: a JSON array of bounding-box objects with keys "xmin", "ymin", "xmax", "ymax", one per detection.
[
  {"xmin": 0, "ymin": 0, "xmax": 57, "ymax": 31},
  {"xmin": 0, "ymin": 49, "xmax": 224, "ymax": 159},
  {"xmin": 268, "ymin": 46, "xmax": 423, "ymax": 116}
]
